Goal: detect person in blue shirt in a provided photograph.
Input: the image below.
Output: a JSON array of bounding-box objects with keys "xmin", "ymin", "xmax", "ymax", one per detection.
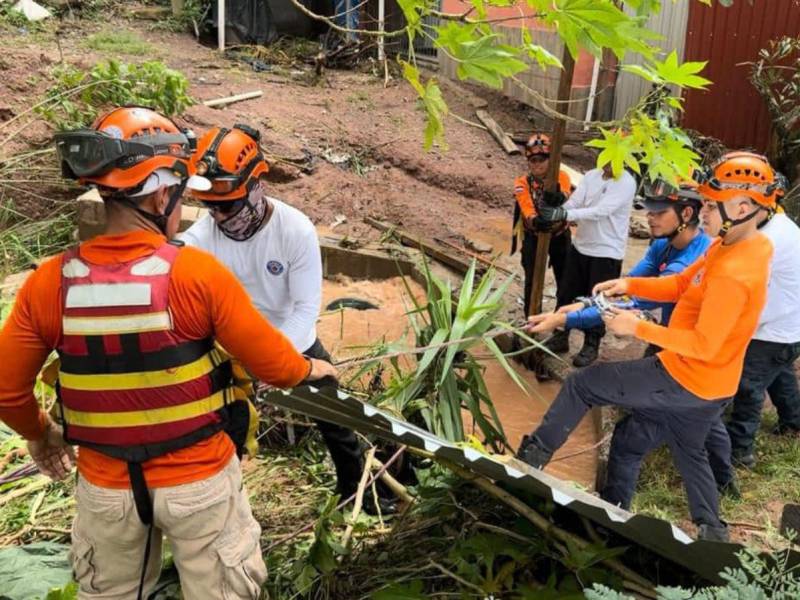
[
  {"xmin": 527, "ymin": 180, "xmax": 711, "ymax": 345},
  {"xmin": 526, "ymin": 179, "xmax": 742, "ymax": 506}
]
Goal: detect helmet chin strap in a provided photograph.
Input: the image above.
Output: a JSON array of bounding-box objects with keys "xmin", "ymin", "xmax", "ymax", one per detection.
[
  {"xmin": 656, "ymin": 205, "xmax": 692, "ymax": 241},
  {"xmin": 717, "ymin": 201, "xmax": 763, "ymax": 237},
  {"xmin": 118, "ymin": 182, "xmax": 187, "ymax": 236}
]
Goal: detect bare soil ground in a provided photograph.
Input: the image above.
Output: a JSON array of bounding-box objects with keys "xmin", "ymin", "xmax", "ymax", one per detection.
[{"xmin": 1, "ymin": 7, "xmax": 797, "ymax": 554}]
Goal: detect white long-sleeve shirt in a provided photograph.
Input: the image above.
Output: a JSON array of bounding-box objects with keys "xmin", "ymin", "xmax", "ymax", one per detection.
[
  {"xmin": 181, "ymin": 197, "xmax": 322, "ymax": 353},
  {"xmin": 754, "ymin": 212, "xmax": 800, "ymax": 343},
  {"xmin": 563, "ymin": 168, "xmax": 636, "ymax": 260}
]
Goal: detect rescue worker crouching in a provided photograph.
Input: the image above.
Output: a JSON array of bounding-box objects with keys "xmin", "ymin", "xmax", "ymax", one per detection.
[
  {"xmin": 512, "ymin": 133, "xmax": 573, "ymax": 317},
  {"xmin": 180, "ymin": 124, "xmax": 396, "ymax": 515},
  {"xmin": 0, "ymin": 106, "xmax": 337, "ymax": 600}
]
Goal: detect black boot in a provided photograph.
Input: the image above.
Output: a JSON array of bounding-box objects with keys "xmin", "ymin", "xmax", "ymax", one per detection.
[
  {"xmin": 731, "ymin": 450, "xmax": 756, "ymax": 470},
  {"xmin": 717, "ymin": 477, "xmax": 742, "ymax": 500},
  {"xmin": 516, "ymin": 435, "xmax": 553, "ymax": 469},
  {"xmin": 544, "ymin": 329, "xmax": 570, "ymax": 354},
  {"xmin": 362, "ymin": 488, "xmax": 399, "ymax": 516},
  {"xmin": 697, "ymin": 522, "xmax": 730, "ymax": 542},
  {"xmin": 573, "ymin": 332, "xmax": 601, "ymax": 367}
]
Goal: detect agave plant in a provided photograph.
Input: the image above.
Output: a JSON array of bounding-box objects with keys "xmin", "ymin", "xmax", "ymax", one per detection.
[{"xmin": 349, "ymin": 258, "xmax": 533, "ymax": 453}]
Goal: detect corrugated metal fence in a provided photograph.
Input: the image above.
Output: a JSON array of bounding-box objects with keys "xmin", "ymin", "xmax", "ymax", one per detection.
[
  {"xmin": 682, "ymin": 0, "xmax": 800, "ymax": 151},
  {"xmin": 612, "ymin": 2, "xmax": 690, "ymax": 121}
]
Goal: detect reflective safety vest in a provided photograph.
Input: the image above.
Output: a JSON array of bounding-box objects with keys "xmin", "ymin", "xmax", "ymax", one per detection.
[{"xmin": 56, "ymin": 241, "xmax": 235, "ymax": 463}]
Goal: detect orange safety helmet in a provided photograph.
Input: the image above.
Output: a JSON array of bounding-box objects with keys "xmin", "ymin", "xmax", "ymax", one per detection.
[
  {"xmin": 525, "ymin": 133, "xmax": 551, "ymax": 157},
  {"xmin": 55, "ymin": 106, "xmax": 199, "ymax": 193},
  {"xmin": 696, "ymin": 151, "xmax": 778, "ymax": 208},
  {"xmin": 191, "ymin": 124, "xmax": 269, "ymax": 201}
]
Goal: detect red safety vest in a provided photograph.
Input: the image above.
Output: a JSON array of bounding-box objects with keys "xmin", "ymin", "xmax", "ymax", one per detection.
[{"xmin": 56, "ymin": 241, "xmax": 234, "ymax": 462}]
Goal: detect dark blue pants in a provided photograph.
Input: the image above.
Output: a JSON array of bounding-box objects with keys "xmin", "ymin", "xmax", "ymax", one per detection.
[
  {"xmin": 521, "ymin": 229, "xmax": 571, "ymax": 315},
  {"xmin": 602, "ymin": 416, "xmax": 734, "ymax": 512},
  {"xmin": 304, "ymin": 338, "xmax": 364, "ymax": 496},
  {"xmin": 532, "ymin": 356, "xmax": 729, "ymax": 527},
  {"xmin": 726, "ymin": 339, "xmax": 800, "ymax": 456}
]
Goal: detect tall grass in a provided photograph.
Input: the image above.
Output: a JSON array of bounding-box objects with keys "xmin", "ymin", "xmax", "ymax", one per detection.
[{"xmin": 0, "ymin": 197, "xmax": 75, "ymax": 278}]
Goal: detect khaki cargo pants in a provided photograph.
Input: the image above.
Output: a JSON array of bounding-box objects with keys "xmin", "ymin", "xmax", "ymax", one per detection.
[{"xmin": 69, "ymin": 457, "xmax": 266, "ymax": 599}]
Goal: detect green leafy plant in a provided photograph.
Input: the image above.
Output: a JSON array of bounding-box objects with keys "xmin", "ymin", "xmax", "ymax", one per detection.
[
  {"xmin": 36, "ymin": 59, "xmax": 194, "ymax": 130},
  {"xmin": 44, "ymin": 582, "xmax": 79, "ymax": 600},
  {"xmin": 351, "ymin": 259, "xmax": 533, "ymax": 451},
  {"xmin": 747, "ymin": 36, "xmax": 800, "ymax": 199},
  {"xmin": 585, "ymin": 542, "xmax": 800, "ymax": 600}
]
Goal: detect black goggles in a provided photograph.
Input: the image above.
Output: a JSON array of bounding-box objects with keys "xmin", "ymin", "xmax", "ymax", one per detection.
[
  {"xmin": 202, "ymin": 198, "xmax": 247, "ymax": 215},
  {"xmin": 644, "ymin": 179, "xmax": 701, "ymax": 202},
  {"xmin": 54, "ymin": 130, "xmax": 191, "ymax": 178},
  {"xmin": 527, "ymin": 153, "xmax": 550, "ymax": 162}
]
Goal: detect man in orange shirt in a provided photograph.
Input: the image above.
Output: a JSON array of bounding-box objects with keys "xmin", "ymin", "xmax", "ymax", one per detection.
[
  {"xmin": 0, "ymin": 107, "xmax": 336, "ymax": 599},
  {"xmin": 517, "ymin": 153, "xmax": 779, "ymax": 542},
  {"xmin": 511, "ymin": 133, "xmax": 573, "ymax": 316}
]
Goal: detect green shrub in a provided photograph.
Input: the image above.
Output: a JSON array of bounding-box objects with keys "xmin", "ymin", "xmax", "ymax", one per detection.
[{"xmin": 36, "ymin": 59, "xmax": 194, "ymax": 130}]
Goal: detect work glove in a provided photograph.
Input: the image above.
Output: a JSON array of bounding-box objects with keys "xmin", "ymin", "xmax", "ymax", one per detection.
[
  {"xmin": 542, "ymin": 189, "xmax": 567, "ymax": 207},
  {"xmin": 537, "ymin": 204, "xmax": 569, "ymax": 222}
]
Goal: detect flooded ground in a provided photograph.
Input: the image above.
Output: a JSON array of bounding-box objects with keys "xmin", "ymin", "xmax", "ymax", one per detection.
[{"xmin": 318, "ymin": 275, "xmax": 600, "ymax": 490}]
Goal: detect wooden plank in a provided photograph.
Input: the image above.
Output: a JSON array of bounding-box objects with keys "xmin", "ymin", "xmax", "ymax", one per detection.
[
  {"xmin": 433, "ymin": 237, "xmax": 518, "ymax": 279},
  {"xmin": 203, "ymin": 90, "xmax": 263, "ymax": 109},
  {"xmin": 475, "ymin": 110, "xmax": 520, "ymax": 155},
  {"xmin": 363, "ymin": 218, "xmax": 472, "ymax": 275}
]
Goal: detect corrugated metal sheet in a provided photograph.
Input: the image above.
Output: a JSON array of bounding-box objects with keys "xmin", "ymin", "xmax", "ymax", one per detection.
[
  {"xmin": 612, "ymin": 2, "xmax": 690, "ymax": 120},
  {"xmin": 682, "ymin": 0, "xmax": 800, "ymax": 151},
  {"xmin": 438, "ymin": 25, "xmax": 592, "ymax": 120},
  {"xmin": 262, "ymin": 383, "xmax": 800, "ymax": 584}
]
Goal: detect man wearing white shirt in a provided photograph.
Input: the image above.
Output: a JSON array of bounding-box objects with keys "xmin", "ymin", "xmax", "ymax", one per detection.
[
  {"xmin": 709, "ymin": 204, "xmax": 800, "ymax": 469},
  {"xmin": 536, "ymin": 164, "xmax": 637, "ymax": 366},
  {"xmin": 180, "ymin": 124, "xmax": 368, "ymax": 503}
]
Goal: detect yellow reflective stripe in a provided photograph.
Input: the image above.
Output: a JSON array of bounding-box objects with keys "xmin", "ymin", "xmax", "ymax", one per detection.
[
  {"xmin": 63, "ymin": 311, "xmax": 172, "ymax": 335},
  {"xmin": 63, "ymin": 390, "xmax": 229, "ymax": 428},
  {"xmin": 59, "ymin": 350, "xmax": 222, "ymax": 391}
]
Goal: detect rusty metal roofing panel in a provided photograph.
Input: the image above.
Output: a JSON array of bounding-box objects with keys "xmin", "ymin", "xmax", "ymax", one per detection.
[
  {"xmin": 682, "ymin": 0, "xmax": 800, "ymax": 151},
  {"xmin": 261, "ymin": 384, "xmax": 800, "ymax": 585}
]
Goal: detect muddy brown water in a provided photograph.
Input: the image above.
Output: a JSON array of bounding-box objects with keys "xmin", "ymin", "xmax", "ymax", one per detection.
[{"xmin": 318, "ymin": 276, "xmax": 600, "ymax": 490}]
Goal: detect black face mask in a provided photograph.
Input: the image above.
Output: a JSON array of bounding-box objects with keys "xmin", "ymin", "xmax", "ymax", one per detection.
[{"xmin": 216, "ymin": 188, "xmax": 268, "ymax": 241}]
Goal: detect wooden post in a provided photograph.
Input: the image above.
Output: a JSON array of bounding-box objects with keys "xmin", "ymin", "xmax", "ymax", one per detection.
[{"xmin": 527, "ymin": 49, "xmax": 576, "ymax": 317}]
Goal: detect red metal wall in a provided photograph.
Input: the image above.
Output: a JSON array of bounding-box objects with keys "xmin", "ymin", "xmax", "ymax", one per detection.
[{"xmin": 682, "ymin": 0, "xmax": 800, "ymax": 152}]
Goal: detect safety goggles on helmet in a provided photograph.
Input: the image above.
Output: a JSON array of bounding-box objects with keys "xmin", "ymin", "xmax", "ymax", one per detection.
[
  {"xmin": 55, "ymin": 129, "xmax": 192, "ymax": 179},
  {"xmin": 694, "ymin": 166, "xmax": 775, "ymax": 196},
  {"xmin": 525, "ymin": 134, "xmax": 551, "ymax": 156},
  {"xmin": 194, "ymin": 126, "xmax": 264, "ymax": 196},
  {"xmin": 693, "ymin": 154, "xmax": 778, "ymax": 208}
]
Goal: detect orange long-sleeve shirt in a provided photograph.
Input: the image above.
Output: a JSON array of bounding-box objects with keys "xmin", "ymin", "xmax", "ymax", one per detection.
[
  {"xmin": 514, "ymin": 169, "xmax": 572, "ymax": 219},
  {"xmin": 627, "ymin": 234, "xmax": 773, "ymax": 400},
  {"xmin": 0, "ymin": 230, "xmax": 311, "ymax": 488}
]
